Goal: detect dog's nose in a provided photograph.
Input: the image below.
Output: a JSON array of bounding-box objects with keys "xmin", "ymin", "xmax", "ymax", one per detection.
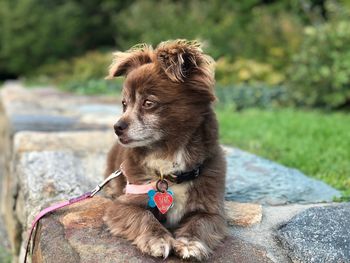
[{"xmin": 114, "ymin": 120, "xmax": 128, "ymax": 136}]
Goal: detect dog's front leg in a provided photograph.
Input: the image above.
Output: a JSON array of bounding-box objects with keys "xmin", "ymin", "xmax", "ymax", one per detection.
[
  {"xmin": 104, "ymin": 198, "xmax": 174, "ymax": 258},
  {"xmin": 174, "ymin": 213, "xmax": 228, "ymax": 261}
]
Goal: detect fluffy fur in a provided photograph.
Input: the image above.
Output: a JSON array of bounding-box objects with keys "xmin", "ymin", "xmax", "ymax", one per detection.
[{"xmin": 103, "ymin": 39, "xmax": 228, "ymax": 260}]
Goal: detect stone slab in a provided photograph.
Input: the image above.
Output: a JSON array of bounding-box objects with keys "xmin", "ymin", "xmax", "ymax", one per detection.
[
  {"xmin": 225, "ymin": 147, "xmax": 341, "ymax": 205},
  {"xmin": 1, "ymin": 82, "xmax": 346, "ymax": 263},
  {"xmin": 8, "ymin": 114, "xmax": 109, "ymax": 133},
  {"xmin": 10, "ymin": 132, "xmax": 269, "ymax": 263},
  {"xmin": 277, "ymin": 203, "xmax": 350, "ymax": 263},
  {"xmin": 13, "ymin": 131, "xmax": 115, "ymax": 227},
  {"xmin": 29, "ymin": 197, "xmax": 273, "ymax": 263},
  {"xmin": 0, "ymin": 81, "xmax": 120, "ymax": 134},
  {"xmin": 1, "ymin": 131, "xmax": 115, "ymax": 260},
  {"xmin": 0, "ymin": 245, "xmax": 11, "ymax": 263},
  {"xmin": 0, "ymin": 107, "xmax": 11, "ymax": 261},
  {"xmin": 225, "ymin": 202, "xmax": 262, "ymax": 226},
  {"xmin": 14, "ymin": 131, "xmax": 116, "ymax": 156},
  {"xmin": 14, "ymin": 137, "xmax": 332, "ymax": 263},
  {"xmin": 0, "ymin": 217, "xmax": 9, "ymax": 247},
  {"xmin": 229, "ymin": 203, "xmax": 326, "ymax": 263}
]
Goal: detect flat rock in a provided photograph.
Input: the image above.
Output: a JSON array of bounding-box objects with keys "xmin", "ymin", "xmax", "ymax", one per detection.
[
  {"xmin": 11, "ymin": 132, "xmax": 271, "ymax": 263},
  {"xmin": 14, "ymin": 131, "xmax": 115, "ymax": 155},
  {"xmin": 0, "ymin": 215, "xmax": 11, "ymax": 262},
  {"xmin": 1, "ymin": 82, "xmax": 346, "ymax": 263},
  {"xmin": 225, "ymin": 147, "xmax": 341, "ymax": 205},
  {"xmin": 30, "ymin": 197, "xmax": 273, "ymax": 263},
  {"xmin": 1, "ymin": 130, "xmax": 114, "ymax": 259},
  {"xmin": 0, "ymin": 110, "xmax": 9, "ymax": 249},
  {"xmin": 229, "ymin": 203, "xmax": 327, "ymax": 263},
  {"xmin": 0, "ymin": 81, "xmax": 120, "ymax": 134},
  {"xmin": 13, "ymin": 131, "xmax": 115, "ymax": 228},
  {"xmin": 12, "ymin": 135, "xmax": 268, "ymax": 262},
  {"xmin": 277, "ymin": 203, "xmax": 350, "ymax": 263},
  {"xmin": 225, "ymin": 202, "xmax": 262, "ymax": 226}
]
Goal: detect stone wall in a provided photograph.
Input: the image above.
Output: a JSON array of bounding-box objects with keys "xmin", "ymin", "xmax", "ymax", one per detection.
[{"xmin": 0, "ymin": 82, "xmax": 348, "ymax": 263}]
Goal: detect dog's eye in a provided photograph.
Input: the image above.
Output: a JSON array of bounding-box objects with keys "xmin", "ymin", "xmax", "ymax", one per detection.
[
  {"xmin": 122, "ymin": 100, "xmax": 127, "ymax": 112},
  {"xmin": 143, "ymin": 99, "xmax": 155, "ymax": 109}
]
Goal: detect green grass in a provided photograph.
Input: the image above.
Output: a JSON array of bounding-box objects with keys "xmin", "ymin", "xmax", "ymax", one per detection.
[{"xmin": 216, "ymin": 107, "xmax": 350, "ymax": 200}]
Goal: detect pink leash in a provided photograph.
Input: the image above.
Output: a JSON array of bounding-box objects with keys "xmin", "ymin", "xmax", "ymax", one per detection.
[{"xmin": 24, "ymin": 170, "xmax": 122, "ymax": 263}]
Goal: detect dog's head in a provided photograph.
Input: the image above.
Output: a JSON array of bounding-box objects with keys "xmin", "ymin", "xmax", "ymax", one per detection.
[{"xmin": 107, "ymin": 40, "xmax": 216, "ymax": 148}]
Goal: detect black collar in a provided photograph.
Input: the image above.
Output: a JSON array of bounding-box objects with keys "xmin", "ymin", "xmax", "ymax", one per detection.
[{"xmin": 163, "ymin": 165, "xmax": 201, "ymax": 184}]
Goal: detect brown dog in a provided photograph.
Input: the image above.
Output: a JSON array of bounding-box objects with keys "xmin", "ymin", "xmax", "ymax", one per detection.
[{"xmin": 103, "ymin": 40, "xmax": 227, "ymax": 261}]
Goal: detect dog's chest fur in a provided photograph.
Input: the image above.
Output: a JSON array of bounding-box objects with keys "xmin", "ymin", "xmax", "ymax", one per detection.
[
  {"xmin": 143, "ymin": 149, "xmax": 188, "ymax": 175},
  {"xmin": 165, "ymin": 182, "xmax": 191, "ymax": 227},
  {"xmin": 143, "ymin": 150, "xmax": 191, "ymax": 227}
]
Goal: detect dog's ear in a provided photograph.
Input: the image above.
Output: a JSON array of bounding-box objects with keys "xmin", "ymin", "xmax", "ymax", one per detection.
[
  {"xmin": 155, "ymin": 40, "xmax": 214, "ymax": 82},
  {"xmin": 106, "ymin": 44, "xmax": 153, "ymax": 79}
]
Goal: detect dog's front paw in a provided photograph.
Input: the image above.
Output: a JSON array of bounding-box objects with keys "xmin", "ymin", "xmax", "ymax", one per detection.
[
  {"xmin": 135, "ymin": 234, "xmax": 174, "ymax": 259},
  {"xmin": 174, "ymin": 237, "xmax": 211, "ymax": 261}
]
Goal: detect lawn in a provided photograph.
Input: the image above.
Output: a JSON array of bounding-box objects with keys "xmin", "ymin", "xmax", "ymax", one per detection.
[{"xmin": 216, "ymin": 107, "xmax": 350, "ymax": 200}]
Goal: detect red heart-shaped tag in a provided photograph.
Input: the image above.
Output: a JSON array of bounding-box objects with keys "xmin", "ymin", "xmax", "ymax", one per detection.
[{"xmin": 154, "ymin": 191, "xmax": 173, "ymax": 214}]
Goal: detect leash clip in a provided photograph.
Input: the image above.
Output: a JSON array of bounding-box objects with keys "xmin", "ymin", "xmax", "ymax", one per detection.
[{"xmin": 90, "ymin": 170, "xmax": 122, "ymax": 197}]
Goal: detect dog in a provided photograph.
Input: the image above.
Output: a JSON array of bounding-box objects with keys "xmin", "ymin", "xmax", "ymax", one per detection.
[{"xmin": 103, "ymin": 40, "xmax": 227, "ymax": 261}]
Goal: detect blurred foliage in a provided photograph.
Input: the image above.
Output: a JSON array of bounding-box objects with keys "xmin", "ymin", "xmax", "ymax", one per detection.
[
  {"xmin": 61, "ymin": 79, "xmax": 122, "ymax": 95},
  {"xmin": 31, "ymin": 51, "xmax": 122, "ymax": 95},
  {"xmin": 215, "ymin": 84, "xmax": 290, "ymax": 110},
  {"xmin": 2, "ymin": 0, "xmax": 350, "ymax": 111},
  {"xmin": 216, "ymin": 57, "xmax": 285, "ymax": 85},
  {"xmin": 1, "ymin": 0, "xmax": 326, "ymax": 77},
  {"xmin": 34, "ymin": 51, "xmax": 111, "ymax": 84},
  {"xmin": 288, "ymin": 19, "xmax": 350, "ymax": 109},
  {"xmin": 0, "ymin": 0, "xmax": 130, "ymax": 76},
  {"xmin": 115, "ymin": 0, "xmax": 305, "ymax": 70}
]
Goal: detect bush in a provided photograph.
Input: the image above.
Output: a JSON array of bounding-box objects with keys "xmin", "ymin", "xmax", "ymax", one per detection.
[
  {"xmin": 35, "ymin": 51, "xmax": 112, "ymax": 84},
  {"xmin": 62, "ymin": 79, "xmax": 122, "ymax": 95},
  {"xmin": 215, "ymin": 57, "xmax": 285, "ymax": 86},
  {"xmin": 215, "ymin": 84, "xmax": 290, "ymax": 110},
  {"xmin": 31, "ymin": 51, "xmax": 122, "ymax": 95},
  {"xmin": 114, "ymin": 0, "xmax": 304, "ymax": 70},
  {"xmin": 0, "ymin": 0, "xmax": 127, "ymax": 76},
  {"xmin": 287, "ymin": 20, "xmax": 350, "ymax": 109},
  {"xmin": 0, "ymin": 0, "xmax": 339, "ymax": 81}
]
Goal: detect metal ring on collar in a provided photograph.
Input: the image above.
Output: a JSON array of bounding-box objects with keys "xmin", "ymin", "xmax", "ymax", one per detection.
[{"xmin": 156, "ymin": 179, "xmax": 168, "ymax": 192}]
